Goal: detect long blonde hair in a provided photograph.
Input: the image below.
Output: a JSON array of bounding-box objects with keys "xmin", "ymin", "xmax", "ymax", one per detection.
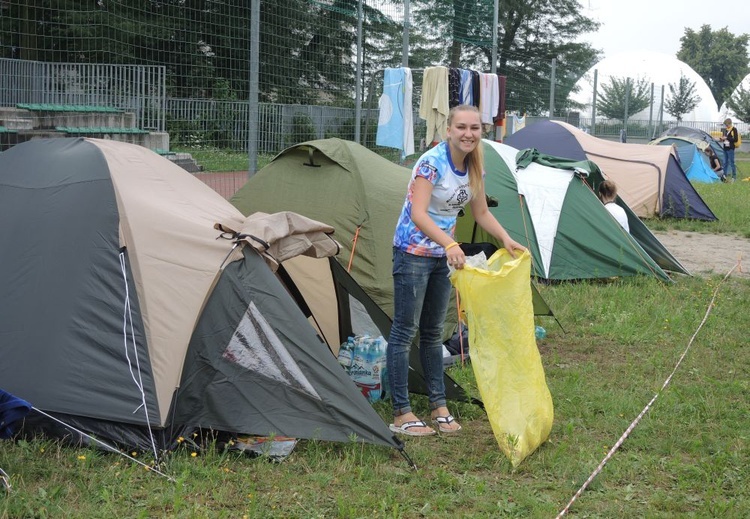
[{"xmin": 447, "ymin": 105, "xmax": 484, "ymax": 199}]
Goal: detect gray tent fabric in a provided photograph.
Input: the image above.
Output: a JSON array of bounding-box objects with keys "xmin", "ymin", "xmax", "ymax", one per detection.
[
  {"xmin": 174, "ymin": 247, "xmax": 398, "ymax": 446},
  {"xmin": 0, "ymin": 139, "xmax": 159, "ymax": 425},
  {"xmin": 0, "ymin": 138, "xmax": 402, "ymax": 453}
]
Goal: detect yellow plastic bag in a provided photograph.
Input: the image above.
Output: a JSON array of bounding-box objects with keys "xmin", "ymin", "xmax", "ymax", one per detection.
[{"xmin": 450, "ymin": 249, "xmax": 553, "ymax": 466}]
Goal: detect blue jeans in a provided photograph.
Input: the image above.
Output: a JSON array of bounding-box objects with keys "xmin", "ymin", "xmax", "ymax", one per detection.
[
  {"xmin": 387, "ymin": 248, "xmax": 452, "ymax": 417},
  {"xmin": 724, "ymin": 148, "xmax": 737, "ymax": 179}
]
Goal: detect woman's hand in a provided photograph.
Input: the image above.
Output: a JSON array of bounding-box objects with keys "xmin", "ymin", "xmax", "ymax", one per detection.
[
  {"xmin": 446, "ymin": 244, "xmax": 466, "ymax": 269},
  {"xmin": 503, "ymin": 238, "xmax": 527, "ymax": 258}
]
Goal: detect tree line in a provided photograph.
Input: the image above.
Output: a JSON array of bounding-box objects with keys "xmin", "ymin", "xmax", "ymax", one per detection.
[
  {"xmin": 2, "ymin": 3, "xmax": 747, "ymax": 122},
  {"xmin": 597, "ymin": 25, "xmax": 750, "ymax": 123},
  {"xmin": 0, "ymin": 0, "xmax": 600, "ymax": 115}
]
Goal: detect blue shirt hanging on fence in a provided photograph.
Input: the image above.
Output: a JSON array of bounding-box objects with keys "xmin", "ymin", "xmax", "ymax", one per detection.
[
  {"xmin": 459, "ymin": 69, "xmax": 474, "ymax": 106},
  {"xmin": 376, "ymin": 67, "xmax": 415, "ymax": 158}
]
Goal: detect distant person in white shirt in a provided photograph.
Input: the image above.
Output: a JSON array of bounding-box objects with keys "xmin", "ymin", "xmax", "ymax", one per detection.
[{"xmin": 598, "ymin": 180, "xmax": 630, "ymax": 233}]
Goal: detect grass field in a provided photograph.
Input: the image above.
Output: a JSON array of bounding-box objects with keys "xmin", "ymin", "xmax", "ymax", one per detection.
[{"xmin": 2, "ymin": 157, "xmax": 749, "ymax": 518}]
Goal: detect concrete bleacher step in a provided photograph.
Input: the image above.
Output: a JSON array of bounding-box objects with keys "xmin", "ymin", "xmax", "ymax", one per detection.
[
  {"xmin": 1, "ymin": 105, "xmax": 170, "ymax": 154},
  {"xmin": 166, "ymin": 152, "xmax": 203, "ymax": 173},
  {"xmin": 16, "ymin": 103, "xmax": 124, "ymax": 113},
  {"xmin": 0, "ymin": 107, "xmax": 35, "ymax": 130},
  {"xmin": 15, "ymin": 103, "xmax": 137, "ymax": 130},
  {"xmin": 56, "ymin": 126, "xmax": 150, "ymax": 135}
]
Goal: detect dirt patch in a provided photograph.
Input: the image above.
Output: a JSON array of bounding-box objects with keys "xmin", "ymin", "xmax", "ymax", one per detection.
[{"xmin": 652, "ymin": 230, "xmax": 750, "ymax": 278}]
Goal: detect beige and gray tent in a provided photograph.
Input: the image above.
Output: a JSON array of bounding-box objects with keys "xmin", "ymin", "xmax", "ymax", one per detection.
[
  {"xmin": 0, "ymin": 138, "xmax": 404, "ymax": 454},
  {"xmin": 505, "ymin": 120, "xmax": 716, "ymax": 220}
]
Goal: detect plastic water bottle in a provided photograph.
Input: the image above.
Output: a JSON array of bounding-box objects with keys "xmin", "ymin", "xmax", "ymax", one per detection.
[
  {"xmin": 535, "ymin": 325, "xmax": 547, "ymax": 340},
  {"xmin": 349, "ymin": 336, "xmax": 366, "ymax": 389},
  {"xmin": 367, "ymin": 339, "xmax": 382, "ymax": 402},
  {"xmin": 378, "ymin": 338, "xmax": 389, "ymax": 399},
  {"xmin": 352, "ymin": 335, "xmax": 367, "ymax": 368},
  {"xmin": 337, "ymin": 337, "xmax": 354, "ymax": 371}
]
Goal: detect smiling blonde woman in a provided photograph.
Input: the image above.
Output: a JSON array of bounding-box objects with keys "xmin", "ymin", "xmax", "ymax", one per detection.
[{"xmin": 387, "ymin": 104, "xmax": 526, "ymax": 437}]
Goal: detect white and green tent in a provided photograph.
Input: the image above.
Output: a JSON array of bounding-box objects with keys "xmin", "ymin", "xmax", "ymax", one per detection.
[{"xmin": 456, "ymin": 141, "xmax": 688, "ymax": 281}]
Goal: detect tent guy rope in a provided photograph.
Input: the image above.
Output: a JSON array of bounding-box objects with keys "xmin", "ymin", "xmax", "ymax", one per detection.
[
  {"xmin": 556, "ymin": 259, "xmax": 741, "ymax": 517},
  {"xmin": 29, "ymin": 407, "xmax": 176, "ymax": 482},
  {"xmin": 119, "ymin": 252, "xmax": 160, "ymax": 463}
]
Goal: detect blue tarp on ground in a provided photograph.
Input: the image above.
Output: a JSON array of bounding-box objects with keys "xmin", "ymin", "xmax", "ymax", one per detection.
[{"xmin": 0, "ymin": 389, "xmax": 31, "ymax": 439}]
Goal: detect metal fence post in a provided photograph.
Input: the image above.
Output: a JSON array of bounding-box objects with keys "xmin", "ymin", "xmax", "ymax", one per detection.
[
  {"xmin": 247, "ymin": 0, "xmax": 260, "ymax": 177},
  {"xmin": 658, "ymin": 85, "xmax": 665, "ymax": 132},
  {"xmin": 402, "ymin": 0, "xmax": 410, "ymax": 67},
  {"xmin": 491, "ymin": 0, "xmax": 498, "ymax": 74},
  {"xmin": 591, "ymin": 69, "xmax": 597, "ymax": 135},
  {"xmin": 549, "ymin": 58, "xmax": 556, "ymax": 118},
  {"xmin": 649, "ymin": 82, "xmax": 655, "ymax": 139},
  {"xmin": 623, "ymin": 77, "xmax": 630, "ymax": 133},
  {"xmin": 354, "ymin": 0, "xmax": 364, "ymax": 144}
]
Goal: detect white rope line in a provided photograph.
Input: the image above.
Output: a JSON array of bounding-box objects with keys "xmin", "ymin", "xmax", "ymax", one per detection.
[
  {"xmin": 119, "ymin": 252, "xmax": 159, "ymax": 462},
  {"xmin": 556, "ymin": 260, "xmax": 740, "ymax": 518},
  {"xmin": 30, "ymin": 407, "xmax": 175, "ymax": 482}
]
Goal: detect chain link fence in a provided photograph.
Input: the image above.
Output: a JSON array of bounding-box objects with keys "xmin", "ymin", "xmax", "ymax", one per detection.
[{"xmin": 3, "ymin": 0, "xmax": 736, "ymax": 197}]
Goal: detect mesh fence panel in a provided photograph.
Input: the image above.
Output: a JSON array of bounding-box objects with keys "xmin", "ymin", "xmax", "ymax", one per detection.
[{"xmin": 1, "ymin": 1, "xmax": 588, "ymax": 196}]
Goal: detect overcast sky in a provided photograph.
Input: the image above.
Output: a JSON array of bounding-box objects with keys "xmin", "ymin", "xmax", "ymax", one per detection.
[{"xmin": 578, "ymin": 0, "xmax": 750, "ymax": 59}]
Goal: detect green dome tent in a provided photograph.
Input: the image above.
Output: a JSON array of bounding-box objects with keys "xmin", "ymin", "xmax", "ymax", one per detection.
[
  {"xmin": 233, "ymin": 138, "xmax": 408, "ymax": 318},
  {"xmin": 231, "ymin": 138, "xmax": 493, "ymax": 405}
]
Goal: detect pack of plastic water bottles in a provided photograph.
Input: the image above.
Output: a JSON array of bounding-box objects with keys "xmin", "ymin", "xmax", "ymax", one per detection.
[{"xmin": 337, "ymin": 335, "xmax": 388, "ymax": 403}]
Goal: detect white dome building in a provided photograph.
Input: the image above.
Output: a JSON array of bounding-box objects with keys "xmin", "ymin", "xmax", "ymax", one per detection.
[{"xmin": 570, "ymin": 51, "xmax": 720, "ymax": 123}]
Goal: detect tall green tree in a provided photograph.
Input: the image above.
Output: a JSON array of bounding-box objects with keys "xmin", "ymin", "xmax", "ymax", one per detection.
[
  {"xmin": 596, "ymin": 76, "xmax": 650, "ymax": 122},
  {"xmin": 410, "ymin": 0, "xmax": 600, "ymax": 115},
  {"xmin": 664, "ymin": 73, "xmax": 701, "ymax": 122},
  {"xmin": 677, "ymin": 25, "xmax": 750, "ymax": 107},
  {"xmin": 726, "ymin": 85, "xmax": 750, "ymax": 122},
  {"xmin": 296, "ymin": 0, "xmax": 409, "ymax": 105},
  {"xmin": 0, "ymin": 0, "xmax": 231, "ymax": 98}
]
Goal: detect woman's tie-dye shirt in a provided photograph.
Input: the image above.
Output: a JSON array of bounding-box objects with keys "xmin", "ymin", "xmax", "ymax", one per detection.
[{"xmin": 393, "ymin": 141, "xmax": 471, "ymax": 257}]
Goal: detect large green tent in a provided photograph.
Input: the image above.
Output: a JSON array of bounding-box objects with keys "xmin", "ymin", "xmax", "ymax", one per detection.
[
  {"xmin": 231, "ymin": 139, "xmax": 553, "ymax": 318},
  {"xmin": 233, "ymin": 138, "xmax": 408, "ymax": 318},
  {"xmin": 455, "ymin": 141, "xmax": 688, "ymax": 281},
  {"xmin": 231, "ymin": 138, "xmax": 487, "ymax": 404}
]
